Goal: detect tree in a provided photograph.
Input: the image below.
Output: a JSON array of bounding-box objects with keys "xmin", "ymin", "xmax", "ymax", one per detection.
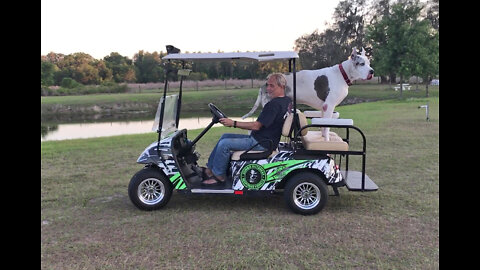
[
  {"xmin": 53, "ymin": 52, "xmax": 102, "ymax": 85},
  {"xmin": 94, "ymin": 60, "xmax": 113, "ymax": 82},
  {"xmin": 74, "ymin": 63, "xmax": 100, "ymax": 84},
  {"xmin": 366, "ymin": 0, "xmax": 391, "ymax": 83},
  {"xmin": 42, "ymin": 52, "xmax": 65, "ymax": 65},
  {"xmin": 295, "ymin": 0, "xmax": 370, "ymax": 70},
  {"xmin": 425, "ymin": 0, "xmax": 439, "ymax": 31},
  {"xmin": 332, "ymin": 0, "xmax": 368, "ymax": 49},
  {"xmin": 219, "ymin": 61, "xmax": 232, "ymax": 80},
  {"xmin": 104, "ymin": 52, "xmax": 136, "ymax": 83},
  {"xmin": 366, "ymin": 0, "xmax": 438, "ymax": 96},
  {"xmin": 207, "ymin": 62, "xmax": 219, "ymax": 79},
  {"xmin": 41, "ymin": 59, "xmax": 57, "ymax": 86},
  {"xmin": 295, "ymin": 29, "xmax": 342, "ymax": 70},
  {"xmin": 133, "ymin": 50, "xmax": 164, "ymax": 83},
  {"xmin": 422, "ymin": 0, "xmax": 439, "ymax": 96},
  {"xmin": 401, "ymin": 15, "xmax": 438, "ymax": 95}
]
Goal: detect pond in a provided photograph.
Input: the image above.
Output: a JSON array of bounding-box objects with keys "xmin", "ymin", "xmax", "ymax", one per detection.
[{"xmin": 41, "ymin": 116, "xmax": 256, "ymax": 142}]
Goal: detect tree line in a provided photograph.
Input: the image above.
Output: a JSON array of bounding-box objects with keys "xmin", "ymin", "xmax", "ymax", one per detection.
[
  {"xmin": 40, "ymin": 50, "xmax": 291, "ymax": 88},
  {"xmin": 41, "ymin": 0, "xmax": 438, "ymax": 92}
]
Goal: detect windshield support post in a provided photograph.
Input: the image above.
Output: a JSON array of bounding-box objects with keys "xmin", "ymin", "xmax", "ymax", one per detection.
[
  {"xmin": 157, "ymin": 60, "xmax": 171, "ymax": 154},
  {"xmin": 175, "ymin": 61, "xmax": 185, "ymax": 128}
]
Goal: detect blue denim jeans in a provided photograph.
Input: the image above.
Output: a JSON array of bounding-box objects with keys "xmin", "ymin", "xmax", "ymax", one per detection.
[{"xmin": 206, "ymin": 133, "xmax": 266, "ymax": 177}]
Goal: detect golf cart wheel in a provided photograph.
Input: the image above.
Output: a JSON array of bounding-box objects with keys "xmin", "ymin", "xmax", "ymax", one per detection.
[
  {"xmin": 284, "ymin": 172, "xmax": 328, "ymax": 215},
  {"xmin": 128, "ymin": 167, "xmax": 172, "ymax": 211}
]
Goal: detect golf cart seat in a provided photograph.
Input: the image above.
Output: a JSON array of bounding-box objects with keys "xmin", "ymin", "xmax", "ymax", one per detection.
[
  {"xmin": 231, "ymin": 137, "xmax": 277, "ymax": 161},
  {"xmin": 283, "ymin": 110, "xmax": 349, "ymax": 151},
  {"xmin": 230, "ymin": 116, "xmax": 293, "ymax": 161}
]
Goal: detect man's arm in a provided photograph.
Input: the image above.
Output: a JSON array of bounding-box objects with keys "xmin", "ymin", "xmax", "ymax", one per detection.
[{"xmin": 219, "ymin": 118, "xmax": 262, "ymax": 131}]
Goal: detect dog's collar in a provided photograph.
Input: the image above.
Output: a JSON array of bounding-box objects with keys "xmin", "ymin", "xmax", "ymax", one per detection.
[{"xmin": 338, "ymin": 63, "xmax": 352, "ymax": 86}]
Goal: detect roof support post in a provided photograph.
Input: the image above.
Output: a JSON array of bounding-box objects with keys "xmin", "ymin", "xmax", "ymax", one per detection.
[{"xmin": 292, "ymin": 58, "xmax": 298, "ymax": 153}]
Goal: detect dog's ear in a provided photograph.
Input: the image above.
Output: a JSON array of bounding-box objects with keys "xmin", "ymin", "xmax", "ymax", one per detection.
[
  {"xmin": 361, "ymin": 47, "xmax": 366, "ymax": 56},
  {"xmin": 351, "ymin": 47, "xmax": 358, "ymax": 60}
]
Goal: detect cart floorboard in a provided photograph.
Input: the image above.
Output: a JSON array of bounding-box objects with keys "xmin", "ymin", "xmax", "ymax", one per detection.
[{"xmin": 341, "ymin": 170, "xmax": 378, "ymax": 191}]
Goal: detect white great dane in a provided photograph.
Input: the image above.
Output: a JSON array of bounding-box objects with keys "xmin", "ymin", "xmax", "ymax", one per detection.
[{"xmin": 242, "ymin": 47, "xmax": 374, "ymax": 141}]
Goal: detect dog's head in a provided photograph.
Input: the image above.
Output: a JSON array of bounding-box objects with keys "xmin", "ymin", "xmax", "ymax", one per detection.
[{"xmin": 349, "ymin": 47, "xmax": 374, "ymax": 81}]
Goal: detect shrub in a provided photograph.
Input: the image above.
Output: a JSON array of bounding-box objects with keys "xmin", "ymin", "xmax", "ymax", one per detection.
[
  {"xmin": 42, "ymin": 81, "xmax": 129, "ymax": 96},
  {"xmin": 60, "ymin": 77, "xmax": 82, "ymax": 89}
]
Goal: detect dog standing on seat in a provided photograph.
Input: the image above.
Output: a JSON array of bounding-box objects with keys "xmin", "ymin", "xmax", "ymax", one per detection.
[{"xmin": 242, "ymin": 47, "xmax": 374, "ymax": 141}]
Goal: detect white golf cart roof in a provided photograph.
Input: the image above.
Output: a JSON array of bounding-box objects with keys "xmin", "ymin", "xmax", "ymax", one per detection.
[{"xmin": 162, "ymin": 51, "xmax": 299, "ymax": 62}]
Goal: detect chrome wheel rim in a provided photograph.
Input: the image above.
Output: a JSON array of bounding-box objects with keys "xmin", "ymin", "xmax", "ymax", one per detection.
[
  {"xmin": 293, "ymin": 182, "xmax": 320, "ymax": 210},
  {"xmin": 138, "ymin": 178, "xmax": 165, "ymax": 205}
]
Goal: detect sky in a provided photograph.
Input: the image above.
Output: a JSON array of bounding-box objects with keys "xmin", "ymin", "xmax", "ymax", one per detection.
[{"xmin": 41, "ymin": 0, "xmax": 341, "ymax": 60}]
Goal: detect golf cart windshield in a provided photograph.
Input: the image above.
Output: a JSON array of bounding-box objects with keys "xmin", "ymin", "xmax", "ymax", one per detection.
[{"xmin": 152, "ymin": 94, "xmax": 178, "ymax": 139}]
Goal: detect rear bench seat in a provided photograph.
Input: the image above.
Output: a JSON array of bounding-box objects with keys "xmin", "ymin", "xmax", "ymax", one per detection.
[
  {"xmin": 283, "ymin": 110, "xmax": 349, "ymax": 151},
  {"xmin": 301, "ymin": 130, "xmax": 349, "ymax": 151}
]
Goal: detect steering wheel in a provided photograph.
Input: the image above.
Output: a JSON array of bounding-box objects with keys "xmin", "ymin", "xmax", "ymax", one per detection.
[{"xmin": 208, "ymin": 103, "xmax": 227, "ymax": 123}]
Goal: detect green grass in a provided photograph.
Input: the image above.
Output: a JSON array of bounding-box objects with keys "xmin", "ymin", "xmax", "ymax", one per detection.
[
  {"xmin": 41, "ymin": 84, "xmax": 439, "ymax": 113},
  {"xmin": 40, "ymin": 88, "xmax": 260, "ymax": 106},
  {"xmin": 40, "ymin": 84, "xmax": 438, "ymax": 106},
  {"xmin": 41, "ymin": 96, "xmax": 439, "ymax": 269}
]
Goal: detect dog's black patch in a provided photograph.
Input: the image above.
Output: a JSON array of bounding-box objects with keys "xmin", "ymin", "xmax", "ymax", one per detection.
[{"xmin": 314, "ymin": 75, "xmax": 329, "ymax": 101}]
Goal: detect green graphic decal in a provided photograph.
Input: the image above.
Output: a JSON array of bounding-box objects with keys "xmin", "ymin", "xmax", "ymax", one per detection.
[
  {"xmin": 240, "ymin": 163, "xmax": 267, "ymax": 189},
  {"xmin": 236, "ymin": 160, "xmax": 313, "ymax": 190},
  {"xmin": 169, "ymin": 173, "xmax": 186, "ymax": 190},
  {"xmin": 230, "ymin": 148, "xmax": 338, "ymax": 190},
  {"xmin": 263, "ymin": 160, "xmax": 311, "ymax": 182}
]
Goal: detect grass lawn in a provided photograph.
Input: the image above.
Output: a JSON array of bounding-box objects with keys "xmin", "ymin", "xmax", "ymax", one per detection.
[{"xmin": 41, "ymin": 96, "xmax": 439, "ymax": 269}]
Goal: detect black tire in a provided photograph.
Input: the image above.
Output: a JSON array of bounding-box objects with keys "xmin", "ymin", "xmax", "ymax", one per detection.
[
  {"xmin": 284, "ymin": 172, "xmax": 328, "ymax": 215},
  {"xmin": 128, "ymin": 167, "xmax": 173, "ymax": 211}
]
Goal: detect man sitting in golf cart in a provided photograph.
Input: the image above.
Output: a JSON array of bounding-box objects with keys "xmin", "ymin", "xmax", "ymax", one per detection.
[{"xmin": 202, "ymin": 73, "xmax": 292, "ymax": 185}]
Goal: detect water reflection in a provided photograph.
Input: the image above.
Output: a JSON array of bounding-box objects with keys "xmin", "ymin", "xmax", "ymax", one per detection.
[{"xmin": 41, "ymin": 116, "xmax": 255, "ymax": 141}]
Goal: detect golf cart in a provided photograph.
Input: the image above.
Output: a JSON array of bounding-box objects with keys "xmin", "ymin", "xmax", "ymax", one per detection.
[{"xmin": 128, "ymin": 45, "xmax": 378, "ymax": 215}]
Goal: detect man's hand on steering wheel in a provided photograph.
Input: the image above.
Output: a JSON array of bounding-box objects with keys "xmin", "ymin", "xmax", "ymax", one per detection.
[{"xmin": 219, "ymin": 118, "xmax": 234, "ymax": 127}]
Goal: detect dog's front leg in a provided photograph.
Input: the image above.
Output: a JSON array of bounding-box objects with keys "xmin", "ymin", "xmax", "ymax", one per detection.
[{"xmin": 321, "ymin": 103, "xmax": 335, "ymax": 141}]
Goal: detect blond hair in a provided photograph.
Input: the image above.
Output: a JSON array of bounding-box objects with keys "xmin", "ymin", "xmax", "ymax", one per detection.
[{"xmin": 267, "ymin": 73, "xmax": 287, "ymax": 89}]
